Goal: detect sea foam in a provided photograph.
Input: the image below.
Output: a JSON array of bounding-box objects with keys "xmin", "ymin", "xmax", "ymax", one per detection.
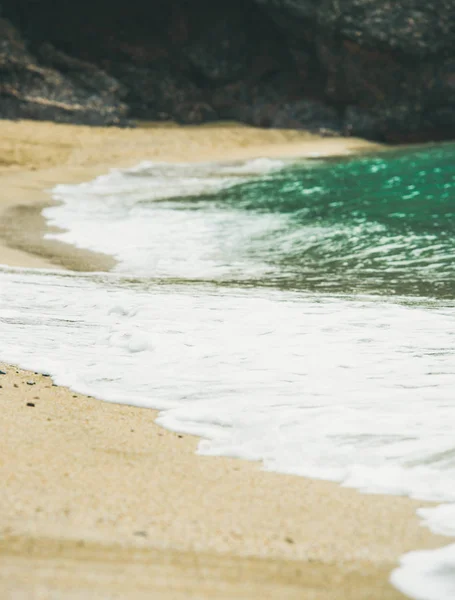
[
  {"xmin": 45, "ymin": 159, "xmax": 290, "ymax": 279},
  {"xmin": 1, "ymin": 155, "xmax": 455, "ymax": 599}
]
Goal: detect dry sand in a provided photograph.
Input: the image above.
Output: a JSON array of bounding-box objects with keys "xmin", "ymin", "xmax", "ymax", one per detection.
[{"xmin": 0, "ymin": 120, "xmax": 448, "ymax": 599}]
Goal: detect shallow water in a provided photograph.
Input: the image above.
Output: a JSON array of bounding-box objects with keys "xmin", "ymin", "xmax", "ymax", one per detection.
[
  {"xmin": 1, "ymin": 145, "xmax": 455, "ymax": 599},
  {"xmin": 47, "ymin": 146, "xmax": 455, "ymax": 297}
]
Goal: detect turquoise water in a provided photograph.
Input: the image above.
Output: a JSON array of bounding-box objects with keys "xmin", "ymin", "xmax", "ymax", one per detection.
[{"xmin": 174, "ymin": 143, "xmax": 455, "ymax": 297}]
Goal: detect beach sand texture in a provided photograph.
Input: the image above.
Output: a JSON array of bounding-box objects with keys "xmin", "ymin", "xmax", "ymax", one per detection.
[{"xmin": 0, "ymin": 120, "xmax": 447, "ymax": 599}]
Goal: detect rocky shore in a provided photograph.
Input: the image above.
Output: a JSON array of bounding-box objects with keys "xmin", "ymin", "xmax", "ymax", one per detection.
[{"xmin": 0, "ymin": 1, "xmax": 454, "ymax": 141}]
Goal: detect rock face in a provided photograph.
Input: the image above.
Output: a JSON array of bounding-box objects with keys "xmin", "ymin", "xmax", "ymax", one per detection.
[
  {"xmin": 0, "ymin": 18, "xmax": 128, "ymax": 125},
  {"xmin": 0, "ymin": 0, "xmax": 454, "ymax": 141},
  {"xmin": 255, "ymin": 0, "xmax": 455, "ymax": 141}
]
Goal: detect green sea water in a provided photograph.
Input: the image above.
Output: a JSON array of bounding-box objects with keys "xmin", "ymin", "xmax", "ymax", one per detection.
[{"xmin": 187, "ymin": 143, "xmax": 455, "ymax": 298}]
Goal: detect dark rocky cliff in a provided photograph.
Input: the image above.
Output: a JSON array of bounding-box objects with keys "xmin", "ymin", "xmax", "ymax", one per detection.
[{"xmin": 1, "ymin": 0, "xmax": 454, "ymax": 141}]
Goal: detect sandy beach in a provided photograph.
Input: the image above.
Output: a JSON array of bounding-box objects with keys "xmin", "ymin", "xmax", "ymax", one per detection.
[{"xmin": 0, "ymin": 120, "xmax": 447, "ymax": 599}]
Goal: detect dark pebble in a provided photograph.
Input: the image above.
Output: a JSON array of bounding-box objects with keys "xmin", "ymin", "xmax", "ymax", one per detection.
[
  {"xmin": 14, "ymin": 384, "xmax": 18, "ymax": 388},
  {"xmin": 133, "ymin": 531, "xmax": 148, "ymax": 538},
  {"xmin": 42, "ymin": 374, "xmax": 50, "ymax": 377},
  {"xmin": 52, "ymin": 384, "xmax": 58, "ymax": 387},
  {"xmin": 26, "ymin": 402, "xmax": 35, "ymax": 407},
  {"xmin": 285, "ymin": 537, "xmax": 295, "ymax": 544},
  {"xmin": 178, "ymin": 435, "xmax": 183, "ymax": 439},
  {"xmin": 0, "ymin": 370, "xmax": 6, "ymax": 375},
  {"xmin": 27, "ymin": 381, "xmax": 36, "ymax": 386}
]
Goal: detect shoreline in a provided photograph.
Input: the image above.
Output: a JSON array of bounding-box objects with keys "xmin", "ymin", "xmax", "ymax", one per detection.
[
  {"xmin": 0, "ymin": 119, "xmax": 382, "ymax": 272},
  {"xmin": 0, "ymin": 363, "xmax": 447, "ymax": 599},
  {"xmin": 0, "ymin": 119, "xmax": 447, "ymax": 598}
]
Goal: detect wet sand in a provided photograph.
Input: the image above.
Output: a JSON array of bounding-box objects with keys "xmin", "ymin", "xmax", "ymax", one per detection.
[{"xmin": 0, "ymin": 120, "xmax": 447, "ymax": 599}]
